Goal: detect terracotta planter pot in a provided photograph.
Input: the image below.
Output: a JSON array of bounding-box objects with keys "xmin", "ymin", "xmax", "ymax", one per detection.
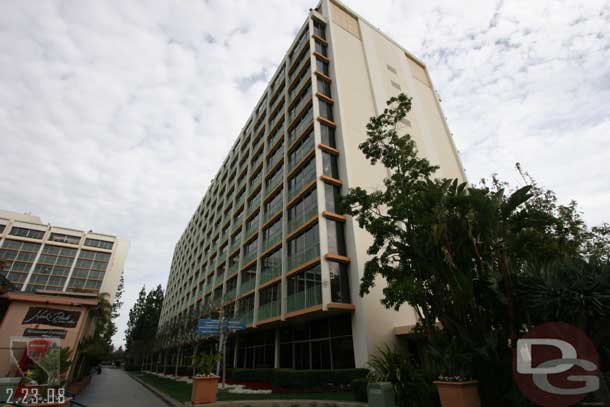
[
  {"xmin": 191, "ymin": 376, "xmax": 219, "ymax": 404},
  {"xmin": 433, "ymin": 380, "xmax": 480, "ymax": 407}
]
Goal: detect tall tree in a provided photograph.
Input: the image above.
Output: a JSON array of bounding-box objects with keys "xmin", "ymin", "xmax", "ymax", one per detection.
[
  {"xmin": 112, "ymin": 273, "xmax": 124, "ymax": 319},
  {"xmin": 124, "ymin": 285, "xmax": 164, "ymax": 367},
  {"xmin": 340, "ymin": 93, "xmax": 609, "ymax": 405}
]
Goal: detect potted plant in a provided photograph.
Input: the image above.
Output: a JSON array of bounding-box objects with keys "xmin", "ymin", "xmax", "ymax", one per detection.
[
  {"xmin": 429, "ymin": 337, "xmax": 480, "ymax": 407},
  {"xmin": 191, "ymin": 351, "xmax": 221, "ymax": 404}
]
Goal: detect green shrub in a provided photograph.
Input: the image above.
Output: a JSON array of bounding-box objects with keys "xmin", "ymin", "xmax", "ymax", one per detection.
[
  {"xmin": 271, "ymin": 369, "xmax": 368, "ymax": 390},
  {"xmin": 227, "ymin": 368, "xmax": 274, "ymax": 382},
  {"xmin": 226, "ymin": 368, "xmax": 368, "ymax": 390},
  {"xmin": 368, "ymin": 345, "xmax": 437, "ymax": 407},
  {"xmin": 351, "ymin": 378, "xmax": 368, "ymax": 402}
]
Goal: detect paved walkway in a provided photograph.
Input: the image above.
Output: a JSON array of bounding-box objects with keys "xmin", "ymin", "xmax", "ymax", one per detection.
[{"xmin": 76, "ymin": 367, "xmax": 168, "ymax": 407}]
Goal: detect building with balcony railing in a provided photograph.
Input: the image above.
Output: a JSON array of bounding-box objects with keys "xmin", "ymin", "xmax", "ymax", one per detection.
[{"xmin": 157, "ymin": 0, "xmax": 465, "ymax": 371}]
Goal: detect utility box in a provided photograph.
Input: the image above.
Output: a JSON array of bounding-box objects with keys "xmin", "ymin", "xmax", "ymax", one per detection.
[{"xmin": 367, "ymin": 382, "xmax": 395, "ymax": 407}]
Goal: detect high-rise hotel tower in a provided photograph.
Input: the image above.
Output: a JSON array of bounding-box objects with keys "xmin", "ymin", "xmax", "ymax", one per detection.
[{"xmin": 158, "ymin": 0, "xmax": 465, "ymax": 370}]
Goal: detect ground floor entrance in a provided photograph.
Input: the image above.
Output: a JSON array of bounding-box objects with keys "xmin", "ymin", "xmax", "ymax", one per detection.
[{"xmin": 231, "ymin": 314, "xmax": 355, "ymax": 369}]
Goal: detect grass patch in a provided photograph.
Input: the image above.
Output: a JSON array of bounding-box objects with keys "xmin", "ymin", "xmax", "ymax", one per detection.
[
  {"xmin": 129, "ymin": 371, "xmax": 191, "ymax": 402},
  {"xmin": 129, "ymin": 372, "xmax": 357, "ymax": 402}
]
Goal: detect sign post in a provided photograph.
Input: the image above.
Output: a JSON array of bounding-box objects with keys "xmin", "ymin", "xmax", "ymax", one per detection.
[
  {"xmin": 220, "ymin": 319, "xmax": 246, "ymax": 389},
  {"xmin": 216, "ymin": 310, "xmax": 224, "ymax": 379},
  {"xmin": 195, "ymin": 316, "xmax": 246, "ymax": 390}
]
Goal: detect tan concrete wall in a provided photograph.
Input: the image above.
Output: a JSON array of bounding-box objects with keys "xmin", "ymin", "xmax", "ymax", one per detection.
[
  {"xmin": 325, "ymin": 0, "xmax": 419, "ymax": 368},
  {"xmin": 324, "ymin": 0, "xmax": 465, "ymax": 367},
  {"xmin": 99, "ymin": 238, "xmax": 128, "ymax": 303}
]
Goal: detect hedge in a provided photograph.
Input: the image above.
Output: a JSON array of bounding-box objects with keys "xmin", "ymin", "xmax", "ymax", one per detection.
[
  {"xmin": 227, "ymin": 368, "xmax": 274, "ymax": 383},
  {"xmin": 351, "ymin": 378, "xmax": 368, "ymax": 402},
  {"xmin": 226, "ymin": 368, "xmax": 368, "ymax": 390}
]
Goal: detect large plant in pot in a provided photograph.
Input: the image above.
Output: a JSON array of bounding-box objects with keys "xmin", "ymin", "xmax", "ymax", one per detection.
[
  {"xmin": 428, "ymin": 337, "xmax": 480, "ymax": 407},
  {"xmin": 191, "ymin": 351, "xmax": 221, "ymax": 404}
]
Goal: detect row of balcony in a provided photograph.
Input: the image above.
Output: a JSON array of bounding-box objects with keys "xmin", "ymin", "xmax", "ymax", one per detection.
[{"xmin": 199, "ymin": 239, "xmax": 320, "ymax": 305}]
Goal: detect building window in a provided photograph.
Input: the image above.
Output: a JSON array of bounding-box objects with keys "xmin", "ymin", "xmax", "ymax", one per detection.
[
  {"xmin": 279, "ymin": 315, "xmax": 354, "ymax": 369},
  {"xmin": 245, "ymin": 213, "xmax": 259, "ymax": 235},
  {"xmin": 0, "ymin": 225, "xmax": 5, "ymax": 234},
  {"xmin": 288, "ymin": 83, "xmax": 312, "ymax": 123},
  {"xmin": 316, "ymin": 57, "xmax": 329, "ymax": 76},
  {"xmin": 288, "ymin": 188, "xmax": 317, "ymax": 233},
  {"xmin": 29, "ymin": 245, "xmax": 78, "ymax": 291},
  {"xmin": 289, "ymin": 28, "xmax": 309, "ymax": 61},
  {"xmin": 326, "ymin": 219, "xmax": 346, "ymax": 256},
  {"xmin": 234, "ymin": 207, "xmax": 244, "ymax": 224},
  {"xmin": 287, "ymin": 223, "xmax": 320, "ymax": 270},
  {"xmin": 313, "ymin": 19, "xmax": 326, "ymax": 39},
  {"xmin": 318, "ymin": 99, "xmax": 333, "ymax": 121},
  {"xmin": 50, "ymin": 233, "xmax": 81, "ymax": 245},
  {"xmin": 225, "ymin": 276, "xmax": 238, "ymax": 300},
  {"xmin": 240, "ymin": 268, "xmax": 256, "ymax": 294},
  {"xmin": 264, "ymin": 191, "xmax": 283, "ymax": 221},
  {"xmin": 265, "ymin": 164, "xmax": 284, "ymax": 192},
  {"xmin": 320, "ymin": 124, "xmax": 336, "ymax": 148},
  {"xmin": 287, "ymin": 264, "xmax": 322, "ymax": 312},
  {"xmin": 84, "ymin": 238, "xmax": 114, "ymax": 250},
  {"xmin": 262, "ymin": 218, "xmax": 282, "ymax": 250},
  {"xmin": 287, "ymin": 157, "xmax": 316, "ymax": 200},
  {"xmin": 317, "ymin": 78, "xmax": 331, "ymax": 97},
  {"xmin": 258, "ymin": 282, "xmax": 281, "ymax": 321},
  {"xmin": 68, "ymin": 249, "xmax": 109, "ymax": 293},
  {"xmin": 315, "ymin": 41, "xmax": 327, "ymax": 57},
  {"xmin": 261, "ymin": 247, "xmax": 282, "ymax": 284},
  {"xmin": 216, "ymin": 265, "xmax": 225, "ymax": 282},
  {"xmin": 214, "ymin": 285, "xmax": 223, "ymax": 300},
  {"xmin": 237, "ymin": 329, "xmax": 275, "ymax": 368},
  {"xmin": 324, "ymin": 183, "xmax": 341, "ymax": 213},
  {"xmin": 230, "ymin": 232, "xmax": 241, "ymax": 250},
  {"xmin": 9, "ymin": 227, "xmax": 44, "ymax": 240},
  {"xmin": 288, "ymin": 130, "xmax": 314, "ymax": 171},
  {"xmin": 288, "ymin": 106, "xmax": 314, "ymax": 143},
  {"xmin": 329, "ymin": 262, "xmax": 350, "ymax": 303},
  {"xmin": 267, "ymin": 142, "xmax": 284, "ymax": 168},
  {"xmin": 322, "ymin": 151, "xmax": 339, "ymax": 179},
  {"xmin": 243, "ymin": 238, "xmax": 258, "ymax": 263}
]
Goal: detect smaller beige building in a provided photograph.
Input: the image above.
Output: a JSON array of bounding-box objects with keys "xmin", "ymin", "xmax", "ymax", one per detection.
[
  {"xmin": 0, "ymin": 209, "xmax": 128, "ymax": 303},
  {"xmin": 0, "ymin": 209, "xmax": 128, "ymax": 382}
]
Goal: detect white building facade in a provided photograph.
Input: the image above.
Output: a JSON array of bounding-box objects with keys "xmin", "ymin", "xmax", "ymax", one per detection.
[{"xmin": 157, "ymin": 0, "xmax": 465, "ymax": 370}]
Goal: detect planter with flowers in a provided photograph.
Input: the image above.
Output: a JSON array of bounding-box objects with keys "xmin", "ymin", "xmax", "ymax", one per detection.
[
  {"xmin": 429, "ymin": 337, "xmax": 480, "ymax": 407},
  {"xmin": 191, "ymin": 351, "xmax": 222, "ymax": 404}
]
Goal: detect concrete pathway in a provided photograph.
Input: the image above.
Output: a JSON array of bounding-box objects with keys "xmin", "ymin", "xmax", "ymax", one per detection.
[{"xmin": 76, "ymin": 367, "xmax": 168, "ymax": 407}]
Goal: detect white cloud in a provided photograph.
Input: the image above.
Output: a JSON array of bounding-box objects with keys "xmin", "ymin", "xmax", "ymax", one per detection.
[{"xmin": 1, "ymin": 0, "xmax": 608, "ymax": 346}]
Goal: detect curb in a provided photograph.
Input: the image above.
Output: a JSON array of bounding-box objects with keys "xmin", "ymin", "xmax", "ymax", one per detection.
[
  {"xmin": 191, "ymin": 401, "xmax": 366, "ymax": 407},
  {"xmin": 129, "ymin": 373, "xmax": 366, "ymax": 407},
  {"xmin": 129, "ymin": 373, "xmax": 185, "ymax": 407}
]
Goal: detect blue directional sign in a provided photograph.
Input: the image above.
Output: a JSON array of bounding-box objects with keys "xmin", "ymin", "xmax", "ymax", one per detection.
[
  {"xmin": 225, "ymin": 320, "xmax": 247, "ymax": 331},
  {"xmin": 198, "ymin": 319, "xmax": 220, "ymax": 328},
  {"xmin": 196, "ymin": 319, "xmax": 246, "ymax": 335},
  {"xmin": 196, "ymin": 319, "xmax": 220, "ymax": 335}
]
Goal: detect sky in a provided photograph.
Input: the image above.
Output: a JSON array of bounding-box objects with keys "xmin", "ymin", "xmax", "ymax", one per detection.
[{"xmin": 1, "ymin": 0, "xmax": 609, "ymax": 347}]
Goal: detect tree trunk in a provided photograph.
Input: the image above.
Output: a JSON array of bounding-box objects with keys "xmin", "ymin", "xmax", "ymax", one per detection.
[
  {"xmin": 192, "ymin": 342, "xmax": 199, "ymax": 377},
  {"xmin": 174, "ymin": 346, "xmax": 181, "ymax": 377}
]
